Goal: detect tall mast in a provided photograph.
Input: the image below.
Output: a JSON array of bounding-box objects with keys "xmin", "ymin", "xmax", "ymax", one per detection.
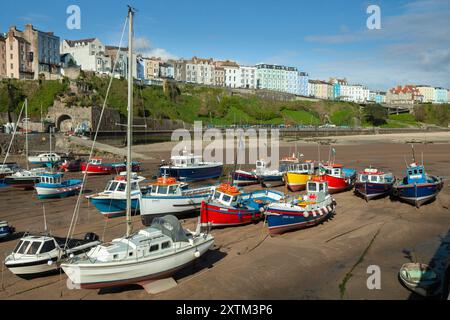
[
  {"xmin": 25, "ymin": 99, "xmax": 29, "ymax": 170},
  {"xmin": 126, "ymin": 6, "xmax": 134, "ymax": 237}
]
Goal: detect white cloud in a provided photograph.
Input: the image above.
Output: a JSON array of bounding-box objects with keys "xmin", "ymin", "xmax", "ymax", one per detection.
[{"xmin": 132, "ymin": 36, "xmax": 178, "ymax": 61}]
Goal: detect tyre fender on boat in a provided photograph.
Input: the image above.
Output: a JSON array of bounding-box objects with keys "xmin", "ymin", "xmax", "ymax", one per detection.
[{"xmin": 304, "ymin": 211, "xmax": 309, "ymax": 218}]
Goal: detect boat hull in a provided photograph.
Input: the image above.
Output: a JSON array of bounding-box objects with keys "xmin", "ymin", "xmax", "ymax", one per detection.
[
  {"xmin": 266, "ymin": 203, "xmax": 335, "ymax": 235},
  {"xmin": 393, "ymin": 178, "xmax": 442, "ymax": 207},
  {"xmin": 3, "ymin": 177, "xmax": 39, "ymax": 190},
  {"xmin": 35, "ymin": 181, "xmax": 82, "ymax": 199},
  {"xmin": 89, "ymin": 197, "xmax": 141, "ymax": 218},
  {"xmin": 61, "ymin": 238, "xmax": 214, "ymax": 290},
  {"xmin": 320, "ymin": 175, "xmax": 353, "ymax": 194},
  {"xmin": 140, "ymin": 194, "xmax": 210, "ymax": 226},
  {"xmin": 232, "ymin": 171, "xmax": 259, "ymax": 186},
  {"xmin": 200, "ymin": 202, "xmax": 262, "ymax": 228},
  {"xmin": 286, "ymin": 172, "xmax": 315, "ymax": 192},
  {"xmin": 354, "ymin": 181, "xmax": 393, "ymax": 200},
  {"xmin": 81, "ymin": 163, "xmax": 140, "ymax": 175},
  {"xmin": 160, "ymin": 164, "xmax": 223, "ymax": 182}
]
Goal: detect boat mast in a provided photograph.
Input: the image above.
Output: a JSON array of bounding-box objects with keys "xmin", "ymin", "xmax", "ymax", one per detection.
[
  {"xmin": 126, "ymin": 6, "xmax": 134, "ymax": 238},
  {"xmin": 25, "ymin": 99, "xmax": 29, "ymax": 170}
]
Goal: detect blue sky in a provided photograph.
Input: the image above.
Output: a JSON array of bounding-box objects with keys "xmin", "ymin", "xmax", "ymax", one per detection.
[{"xmin": 2, "ymin": 0, "xmax": 450, "ymax": 91}]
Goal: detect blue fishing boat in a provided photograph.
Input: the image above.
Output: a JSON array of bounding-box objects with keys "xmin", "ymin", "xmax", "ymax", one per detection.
[
  {"xmin": 393, "ymin": 162, "xmax": 443, "ymax": 208},
  {"xmin": 0, "ymin": 221, "xmax": 15, "ymax": 239},
  {"xmin": 160, "ymin": 150, "xmax": 223, "ymax": 182},
  {"xmin": 35, "ymin": 173, "xmax": 83, "ymax": 199},
  {"xmin": 355, "ymin": 168, "xmax": 395, "ymax": 201},
  {"xmin": 87, "ymin": 173, "xmax": 146, "ymax": 218},
  {"xmin": 265, "ymin": 177, "xmax": 336, "ymax": 236}
]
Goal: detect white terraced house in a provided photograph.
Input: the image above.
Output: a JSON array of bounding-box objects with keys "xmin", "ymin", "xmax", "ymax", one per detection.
[{"xmin": 61, "ymin": 38, "xmax": 111, "ymax": 75}]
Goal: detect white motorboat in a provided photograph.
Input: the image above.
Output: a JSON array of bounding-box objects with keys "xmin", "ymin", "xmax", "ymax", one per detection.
[
  {"xmin": 5, "ymin": 232, "xmax": 100, "ymax": 279},
  {"xmin": 28, "ymin": 153, "xmax": 61, "ymax": 167}
]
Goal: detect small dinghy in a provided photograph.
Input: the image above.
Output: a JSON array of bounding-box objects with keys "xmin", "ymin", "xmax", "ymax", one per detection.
[
  {"xmin": 265, "ymin": 178, "xmax": 336, "ymax": 236},
  {"xmin": 81, "ymin": 158, "xmax": 140, "ymax": 175},
  {"xmin": 35, "ymin": 173, "xmax": 83, "ymax": 199},
  {"xmin": 200, "ymin": 183, "xmax": 284, "ymax": 228},
  {"xmin": 399, "ymin": 263, "xmax": 441, "ymax": 297},
  {"xmin": 0, "ymin": 221, "xmax": 15, "ymax": 239},
  {"xmin": 4, "ymin": 232, "xmax": 101, "ymax": 279},
  {"xmin": 355, "ymin": 168, "xmax": 394, "ymax": 201}
]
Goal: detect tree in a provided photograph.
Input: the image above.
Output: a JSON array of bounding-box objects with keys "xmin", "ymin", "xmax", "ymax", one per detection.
[{"xmin": 364, "ymin": 104, "xmax": 388, "ymax": 126}]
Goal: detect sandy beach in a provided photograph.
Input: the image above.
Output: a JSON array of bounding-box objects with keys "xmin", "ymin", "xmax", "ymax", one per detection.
[{"xmin": 0, "ymin": 131, "xmax": 449, "ymax": 300}]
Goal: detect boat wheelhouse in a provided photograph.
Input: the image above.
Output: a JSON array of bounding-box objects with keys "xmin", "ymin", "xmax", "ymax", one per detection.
[
  {"xmin": 318, "ymin": 163, "xmax": 355, "ymax": 194},
  {"xmin": 5, "ymin": 232, "xmax": 100, "ymax": 279},
  {"xmin": 140, "ymin": 176, "xmax": 214, "ymax": 226},
  {"xmin": 160, "ymin": 151, "xmax": 223, "ymax": 182},
  {"xmin": 355, "ymin": 168, "xmax": 394, "ymax": 201},
  {"xmin": 393, "ymin": 163, "xmax": 443, "ymax": 208},
  {"xmin": 35, "ymin": 173, "xmax": 82, "ymax": 199},
  {"xmin": 255, "ymin": 159, "xmax": 285, "ymax": 187},
  {"xmin": 88, "ymin": 173, "xmax": 145, "ymax": 218},
  {"xmin": 285, "ymin": 161, "xmax": 316, "ymax": 192},
  {"xmin": 266, "ymin": 178, "xmax": 336, "ymax": 235},
  {"xmin": 200, "ymin": 183, "xmax": 284, "ymax": 228}
]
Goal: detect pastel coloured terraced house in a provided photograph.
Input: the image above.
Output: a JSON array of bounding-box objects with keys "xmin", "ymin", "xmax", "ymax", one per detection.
[
  {"xmin": 434, "ymin": 87, "xmax": 448, "ymax": 104},
  {"xmin": 416, "ymin": 85, "xmax": 435, "ymax": 103}
]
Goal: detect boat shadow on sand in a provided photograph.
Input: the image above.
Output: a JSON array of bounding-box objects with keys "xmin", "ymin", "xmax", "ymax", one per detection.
[
  {"xmin": 97, "ymin": 248, "xmax": 227, "ymax": 295},
  {"xmin": 400, "ymin": 229, "xmax": 450, "ymax": 300}
]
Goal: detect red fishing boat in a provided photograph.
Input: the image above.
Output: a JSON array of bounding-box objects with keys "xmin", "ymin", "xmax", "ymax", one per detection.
[
  {"xmin": 318, "ymin": 163, "xmax": 355, "ymax": 194},
  {"xmin": 81, "ymin": 158, "xmax": 140, "ymax": 175},
  {"xmin": 200, "ymin": 183, "xmax": 284, "ymax": 228}
]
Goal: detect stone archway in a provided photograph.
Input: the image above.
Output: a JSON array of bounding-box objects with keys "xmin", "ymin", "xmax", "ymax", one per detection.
[{"xmin": 56, "ymin": 114, "xmax": 74, "ymax": 132}]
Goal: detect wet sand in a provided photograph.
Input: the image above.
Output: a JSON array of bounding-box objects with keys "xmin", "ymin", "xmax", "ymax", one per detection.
[{"xmin": 0, "ymin": 135, "xmax": 449, "ymax": 300}]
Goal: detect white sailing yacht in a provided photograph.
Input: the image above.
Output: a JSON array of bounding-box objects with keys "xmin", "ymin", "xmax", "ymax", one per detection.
[{"xmin": 61, "ymin": 7, "xmax": 214, "ymax": 290}]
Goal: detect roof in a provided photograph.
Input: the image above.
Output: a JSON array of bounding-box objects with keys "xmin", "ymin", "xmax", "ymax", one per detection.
[{"xmin": 65, "ymin": 38, "xmax": 97, "ymax": 47}]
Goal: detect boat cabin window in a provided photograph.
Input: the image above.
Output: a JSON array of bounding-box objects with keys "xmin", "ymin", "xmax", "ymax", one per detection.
[
  {"xmin": 333, "ymin": 169, "xmax": 341, "ymax": 176},
  {"xmin": 161, "ymin": 242, "xmax": 171, "ymax": 250},
  {"xmin": 370, "ymin": 175, "xmax": 378, "ymax": 182},
  {"xmin": 360, "ymin": 174, "xmax": 368, "ymax": 182},
  {"xmin": 131, "ymin": 182, "xmax": 138, "ymax": 191},
  {"xmin": 117, "ymin": 183, "xmax": 126, "ymax": 192},
  {"xmin": 308, "ymin": 183, "xmax": 317, "ymax": 192},
  {"xmin": 222, "ymin": 194, "xmax": 232, "ymax": 203},
  {"xmin": 40, "ymin": 240, "xmax": 56, "ymax": 253},
  {"xmin": 28, "ymin": 242, "xmax": 42, "ymax": 255},
  {"xmin": 319, "ymin": 183, "xmax": 324, "ymax": 191},
  {"xmin": 158, "ymin": 186, "xmax": 168, "ymax": 195},
  {"xmin": 16, "ymin": 240, "xmax": 31, "ymax": 254},
  {"xmin": 91, "ymin": 159, "xmax": 101, "ymax": 165},
  {"xmin": 150, "ymin": 244, "xmax": 159, "ymax": 252},
  {"xmin": 168, "ymin": 185, "xmax": 178, "ymax": 195},
  {"xmin": 107, "ymin": 181, "xmax": 119, "ymax": 191},
  {"xmin": 213, "ymin": 191, "xmax": 221, "ymax": 200}
]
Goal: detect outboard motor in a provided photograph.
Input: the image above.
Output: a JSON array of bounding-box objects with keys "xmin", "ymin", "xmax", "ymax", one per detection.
[{"xmin": 84, "ymin": 232, "xmax": 100, "ymax": 242}]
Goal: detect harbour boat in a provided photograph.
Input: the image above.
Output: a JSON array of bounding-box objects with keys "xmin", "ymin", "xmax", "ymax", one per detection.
[
  {"xmin": 35, "ymin": 173, "xmax": 83, "ymax": 199},
  {"xmin": 28, "ymin": 153, "xmax": 61, "ymax": 168},
  {"xmin": 81, "ymin": 158, "xmax": 140, "ymax": 175},
  {"xmin": 255, "ymin": 159, "xmax": 285, "ymax": 187},
  {"xmin": 0, "ymin": 221, "xmax": 15, "ymax": 239},
  {"xmin": 160, "ymin": 150, "xmax": 223, "ymax": 182},
  {"xmin": 59, "ymin": 158, "xmax": 83, "ymax": 172},
  {"xmin": 355, "ymin": 168, "xmax": 395, "ymax": 201},
  {"xmin": 4, "ymin": 232, "xmax": 100, "ymax": 279},
  {"xmin": 318, "ymin": 163, "xmax": 355, "ymax": 194},
  {"xmin": 200, "ymin": 183, "xmax": 284, "ymax": 228},
  {"xmin": 61, "ymin": 10, "xmax": 214, "ymax": 291},
  {"xmin": 231, "ymin": 170, "xmax": 259, "ymax": 187},
  {"xmin": 3, "ymin": 168, "xmax": 48, "ymax": 190},
  {"xmin": 285, "ymin": 161, "xmax": 316, "ymax": 192},
  {"xmin": 393, "ymin": 162, "xmax": 443, "ymax": 208},
  {"xmin": 399, "ymin": 263, "xmax": 441, "ymax": 297},
  {"xmin": 87, "ymin": 172, "xmax": 146, "ymax": 218},
  {"xmin": 0, "ymin": 163, "xmax": 19, "ymax": 179},
  {"xmin": 140, "ymin": 176, "xmax": 214, "ymax": 226},
  {"xmin": 265, "ymin": 178, "xmax": 336, "ymax": 236}
]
